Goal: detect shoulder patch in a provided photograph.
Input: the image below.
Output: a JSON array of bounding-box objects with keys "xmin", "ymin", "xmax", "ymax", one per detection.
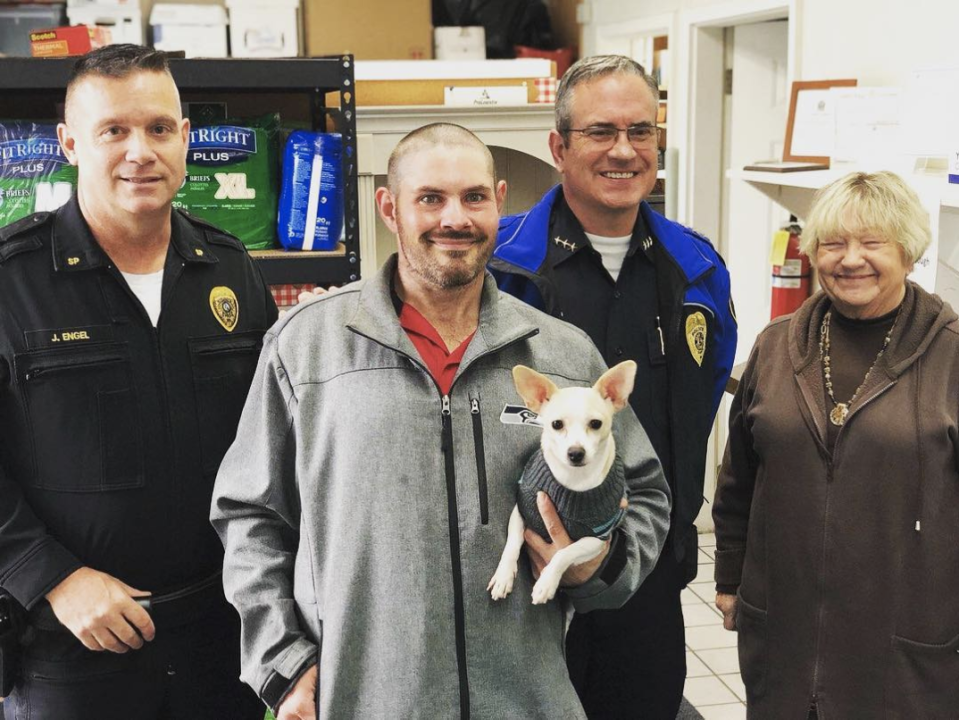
[
  {"xmin": 177, "ymin": 210, "xmax": 245, "ymax": 251},
  {"xmin": 0, "ymin": 213, "xmax": 50, "ymax": 263}
]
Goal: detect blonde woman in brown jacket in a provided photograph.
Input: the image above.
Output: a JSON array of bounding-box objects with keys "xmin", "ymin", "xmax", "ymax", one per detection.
[{"xmin": 713, "ymin": 171, "xmax": 959, "ymax": 719}]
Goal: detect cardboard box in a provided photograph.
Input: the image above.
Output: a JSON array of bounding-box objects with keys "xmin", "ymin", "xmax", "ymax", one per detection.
[
  {"xmin": 434, "ymin": 26, "xmax": 484, "ymax": 61},
  {"xmin": 30, "ymin": 24, "xmax": 110, "ymax": 56},
  {"xmin": 341, "ymin": 59, "xmax": 552, "ymax": 106},
  {"xmin": 226, "ymin": 0, "xmax": 299, "ymax": 57},
  {"xmin": 304, "ymin": 0, "xmax": 431, "ymax": 60},
  {"xmin": 150, "ymin": 3, "xmax": 227, "ymax": 58},
  {"xmin": 351, "ymin": 78, "xmax": 540, "ymax": 106},
  {"xmin": 66, "ymin": 1, "xmax": 143, "ymax": 45},
  {"xmin": 515, "ymin": 45, "xmax": 575, "ymax": 79}
]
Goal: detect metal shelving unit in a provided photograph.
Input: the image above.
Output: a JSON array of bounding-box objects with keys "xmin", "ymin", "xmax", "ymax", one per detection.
[{"xmin": 0, "ymin": 55, "xmax": 360, "ymax": 285}]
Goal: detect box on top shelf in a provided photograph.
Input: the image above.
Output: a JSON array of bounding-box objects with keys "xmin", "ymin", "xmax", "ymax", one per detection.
[
  {"xmin": 66, "ymin": 1, "xmax": 143, "ymax": 45},
  {"xmin": 65, "ymin": 0, "xmax": 138, "ymax": 6},
  {"xmin": 225, "ymin": 0, "xmax": 300, "ymax": 58},
  {"xmin": 304, "ymin": 0, "xmax": 431, "ymax": 60},
  {"xmin": 30, "ymin": 24, "xmax": 111, "ymax": 57},
  {"xmin": 0, "ymin": 3, "xmax": 67, "ymax": 57},
  {"xmin": 150, "ymin": 3, "xmax": 227, "ymax": 58},
  {"xmin": 433, "ymin": 26, "xmax": 485, "ymax": 61}
]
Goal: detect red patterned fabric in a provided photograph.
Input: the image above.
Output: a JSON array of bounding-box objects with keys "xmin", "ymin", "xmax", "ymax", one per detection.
[
  {"xmin": 534, "ymin": 77, "xmax": 557, "ymax": 104},
  {"xmin": 270, "ymin": 284, "xmax": 317, "ymax": 309}
]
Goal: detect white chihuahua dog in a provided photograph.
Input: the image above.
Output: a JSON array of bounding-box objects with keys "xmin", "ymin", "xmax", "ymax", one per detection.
[{"xmin": 489, "ymin": 360, "xmax": 638, "ymax": 605}]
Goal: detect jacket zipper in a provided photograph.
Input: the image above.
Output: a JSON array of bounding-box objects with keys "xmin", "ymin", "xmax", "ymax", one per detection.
[
  {"xmin": 810, "ymin": 457, "xmax": 832, "ymax": 701},
  {"xmin": 24, "ymin": 355, "xmax": 123, "ymax": 381},
  {"xmin": 348, "ymin": 324, "xmax": 540, "ymax": 720},
  {"xmin": 469, "ymin": 396, "xmax": 489, "ymax": 526},
  {"xmin": 147, "ymin": 261, "xmax": 183, "ymax": 537},
  {"xmin": 810, "ymin": 382, "xmax": 895, "ymax": 700},
  {"xmin": 441, "ymin": 393, "xmax": 471, "ymax": 719}
]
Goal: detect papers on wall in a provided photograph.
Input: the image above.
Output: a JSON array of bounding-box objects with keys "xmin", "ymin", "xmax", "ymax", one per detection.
[
  {"xmin": 909, "ymin": 177, "xmax": 942, "ymax": 292},
  {"xmin": 899, "ymin": 67, "xmax": 959, "ymax": 157},
  {"xmin": 789, "ymin": 89, "xmax": 840, "ymax": 158},
  {"xmin": 831, "ymin": 87, "xmax": 901, "ymax": 165}
]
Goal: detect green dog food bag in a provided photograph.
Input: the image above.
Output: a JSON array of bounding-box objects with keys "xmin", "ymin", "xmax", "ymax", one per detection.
[
  {"xmin": 175, "ymin": 113, "xmax": 279, "ymax": 250},
  {"xmin": 0, "ymin": 122, "xmax": 77, "ymax": 228}
]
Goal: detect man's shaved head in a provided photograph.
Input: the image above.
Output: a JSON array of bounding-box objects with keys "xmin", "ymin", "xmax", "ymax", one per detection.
[{"xmin": 386, "ymin": 123, "xmax": 495, "ymax": 195}]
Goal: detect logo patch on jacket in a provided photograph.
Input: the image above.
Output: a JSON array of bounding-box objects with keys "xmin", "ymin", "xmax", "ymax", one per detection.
[
  {"xmin": 209, "ymin": 286, "xmax": 239, "ymax": 332},
  {"xmin": 500, "ymin": 404, "xmax": 543, "ymax": 426},
  {"xmin": 685, "ymin": 312, "xmax": 707, "ymax": 367}
]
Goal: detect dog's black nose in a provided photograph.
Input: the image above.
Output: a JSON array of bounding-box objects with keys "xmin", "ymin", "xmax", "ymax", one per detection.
[{"xmin": 568, "ymin": 447, "xmax": 586, "ymax": 465}]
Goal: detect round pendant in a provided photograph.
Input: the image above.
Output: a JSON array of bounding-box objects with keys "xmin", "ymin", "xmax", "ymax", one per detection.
[{"xmin": 829, "ymin": 403, "xmax": 849, "ymax": 426}]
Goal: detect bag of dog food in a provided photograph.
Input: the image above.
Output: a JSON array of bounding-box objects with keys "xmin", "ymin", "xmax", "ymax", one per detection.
[
  {"xmin": 277, "ymin": 131, "xmax": 343, "ymax": 251},
  {"xmin": 0, "ymin": 122, "xmax": 77, "ymax": 228},
  {"xmin": 175, "ymin": 113, "xmax": 279, "ymax": 250}
]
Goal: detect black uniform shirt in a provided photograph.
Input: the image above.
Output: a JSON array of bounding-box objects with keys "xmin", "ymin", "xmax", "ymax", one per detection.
[
  {"xmin": 0, "ymin": 196, "xmax": 277, "ymax": 608},
  {"xmin": 546, "ymin": 194, "xmax": 673, "ymax": 482}
]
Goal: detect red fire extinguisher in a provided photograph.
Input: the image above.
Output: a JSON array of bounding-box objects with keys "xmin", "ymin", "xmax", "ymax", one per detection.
[{"xmin": 771, "ymin": 223, "xmax": 811, "ymax": 319}]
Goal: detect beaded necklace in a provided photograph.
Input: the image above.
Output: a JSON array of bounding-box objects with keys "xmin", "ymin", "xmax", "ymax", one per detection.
[{"xmin": 819, "ymin": 306, "xmax": 900, "ymax": 426}]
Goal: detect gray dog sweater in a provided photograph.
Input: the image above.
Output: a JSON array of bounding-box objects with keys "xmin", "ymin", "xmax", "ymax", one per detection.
[{"xmin": 517, "ymin": 448, "xmax": 628, "ymax": 541}]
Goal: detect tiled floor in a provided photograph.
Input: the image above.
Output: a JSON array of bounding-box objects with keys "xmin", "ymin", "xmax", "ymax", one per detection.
[{"xmin": 683, "ymin": 532, "xmax": 747, "ymax": 719}]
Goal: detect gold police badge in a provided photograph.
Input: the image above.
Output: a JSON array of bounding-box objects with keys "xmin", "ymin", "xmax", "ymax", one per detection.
[
  {"xmin": 209, "ymin": 286, "xmax": 239, "ymax": 332},
  {"xmin": 685, "ymin": 312, "xmax": 707, "ymax": 367}
]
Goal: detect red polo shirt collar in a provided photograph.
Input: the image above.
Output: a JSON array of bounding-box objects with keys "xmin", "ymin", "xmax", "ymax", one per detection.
[{"xmin": 399, "ymin": 302, "xmax": 475, "ymax": 395}]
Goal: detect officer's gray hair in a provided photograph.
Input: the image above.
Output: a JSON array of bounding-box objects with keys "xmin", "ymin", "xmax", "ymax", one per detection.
[{"xmin": 555, "ymin": 55, "xmax": 659, "ymax": 134}]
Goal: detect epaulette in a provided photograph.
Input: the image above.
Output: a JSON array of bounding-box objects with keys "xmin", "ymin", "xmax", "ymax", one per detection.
[
  {"xmin": 0, "ymin": 213, "xmax": 50, "ymax": 263},
  {"xmin": 681, "ymin": 224, "xmax": 717, "ymax": 250},
  {"xmin": 177, "ymin": 209, "xmax": 245, "ymax": 251}
]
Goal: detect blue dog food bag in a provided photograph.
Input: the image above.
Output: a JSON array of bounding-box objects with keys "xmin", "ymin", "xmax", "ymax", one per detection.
[{"xmin": 277, "ymin": 131, "xmax": 343, "ymax": 251}]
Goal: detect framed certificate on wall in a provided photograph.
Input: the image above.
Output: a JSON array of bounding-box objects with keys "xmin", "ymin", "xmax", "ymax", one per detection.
[{"xmin": 783, "ymin": 79, "xmax": 858, "ymax": 164}]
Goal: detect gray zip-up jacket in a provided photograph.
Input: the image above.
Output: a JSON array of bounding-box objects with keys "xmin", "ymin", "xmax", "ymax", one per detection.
[{"xmin": 211, "ymin": 256, "xmax": 670, "ymax": 719}]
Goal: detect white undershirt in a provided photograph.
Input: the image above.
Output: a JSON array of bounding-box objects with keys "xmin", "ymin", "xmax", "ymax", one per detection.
[
  {"xmin": 585, "ymin": 232, "xmax": 632, "ymax": 281},
  {"xmin": 121, "ymin": 269, "xmax": 164, "ymax": 327}
]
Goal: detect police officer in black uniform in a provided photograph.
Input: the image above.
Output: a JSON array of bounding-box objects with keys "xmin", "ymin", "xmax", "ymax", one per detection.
[
  {"xmin": 491, "ymin": 55, "xmax": 737, "ymax": 719},
  {"xmin": 0, "ymin": 45, "xmax": 276, "ymax": 719}
]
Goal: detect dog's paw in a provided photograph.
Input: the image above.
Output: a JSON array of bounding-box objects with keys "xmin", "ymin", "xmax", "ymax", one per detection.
[
  {"xmin": 487, "ymin": 564, "xmax": 517, "ymax": 600},
  {"xmin": 531, "ymin": 571, "xmax": 561, "ymax": 605}
]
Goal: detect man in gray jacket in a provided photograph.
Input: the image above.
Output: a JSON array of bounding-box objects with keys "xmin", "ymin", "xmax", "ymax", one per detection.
[{"xmin": 211, "ymin": 123, "xmax": 669, "ymax": 720}]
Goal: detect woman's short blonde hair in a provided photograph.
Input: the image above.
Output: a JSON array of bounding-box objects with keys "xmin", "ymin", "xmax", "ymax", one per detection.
[{"xmin": 799, "ymin": 171, "xmax": 931, "ymax": 264}]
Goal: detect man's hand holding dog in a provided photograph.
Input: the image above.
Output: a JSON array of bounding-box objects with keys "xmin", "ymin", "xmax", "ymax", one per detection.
[
  {"xmin": 524, "ymin": 491, "xmax": 609, "ymax": 586},
  {"xmin": 277, "ymin": 663, "xmax": 318, "ymax": 720}
]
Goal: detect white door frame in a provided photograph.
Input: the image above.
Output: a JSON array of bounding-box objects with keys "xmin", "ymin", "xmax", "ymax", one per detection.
[{"xmin": 674, "ymin": 0, "xmax": 800, "ymax": 231}]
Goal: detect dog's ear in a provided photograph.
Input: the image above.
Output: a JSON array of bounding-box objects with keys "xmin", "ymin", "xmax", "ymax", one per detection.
[
  {"xmin": 594, "ymin": 360, "xmax": 637, "ymax": 412},
  {"xmin": 512, "ymin": 365, "xmax": 558, "ymax": 413}
]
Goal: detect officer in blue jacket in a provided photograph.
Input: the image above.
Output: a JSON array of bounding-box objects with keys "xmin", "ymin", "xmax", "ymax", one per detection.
[{"xmin": 490, "ymin": 55, "xmax": 736, "ymax": 719}]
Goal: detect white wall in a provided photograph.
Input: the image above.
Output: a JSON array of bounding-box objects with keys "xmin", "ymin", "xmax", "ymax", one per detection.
[{"xmin": 589, "ymin": 0, "xmax": 959, "ymax": 84}]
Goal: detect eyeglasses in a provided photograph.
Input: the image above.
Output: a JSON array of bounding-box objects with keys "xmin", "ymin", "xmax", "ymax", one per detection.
[{"xmin": 564, "ymin": 125, "xmax": 661, "ymax": 148}]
